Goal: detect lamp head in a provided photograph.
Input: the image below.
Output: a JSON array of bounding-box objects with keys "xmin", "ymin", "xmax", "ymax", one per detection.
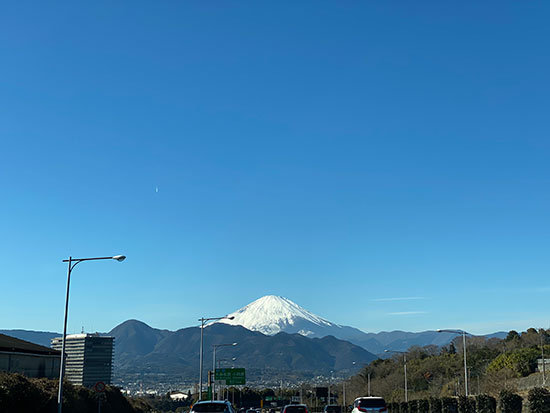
[
  {"xmin": 112, "ymin": 255, "xmax": 126, "ymax": 262},
  {"xmin": 232, "ymin": 342, "xmax": 238, "ymax": 346}
]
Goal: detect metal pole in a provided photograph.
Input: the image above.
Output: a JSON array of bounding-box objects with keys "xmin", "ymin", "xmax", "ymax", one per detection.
[
  {"xmin": 57, "ymin": 257, "xmax": 72, "ymax": 413},
  {"xmin": 213, "ymin": 346, "xmax": 217, "ymax": 400},
  {"xmin": 367, "ymin": 373, "xmax": 371, "ymax": 396},
  {"xmin": 343, "ymin": 381, "xmax": 346, "ymax": 408},
  {"xmin": 199, "ymin": 318, "xmax": 204, "ymax": 400},
  {"xmin": 462, "ymin": 332, "xmax": 468, "ymax": 396},
  {"xmin": 541, "ymin": 334, "xmax": 546, "ymax": 385},
  {"xmin": 404, "ymin": 354, "xmax": 408, "ymax": 402}
]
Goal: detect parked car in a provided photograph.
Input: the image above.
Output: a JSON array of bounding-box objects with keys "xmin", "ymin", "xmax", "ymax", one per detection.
[
  {"xmin": 352, "ymin": 397, "xmax": 387, "ymax": 413},
  {"xmin": 191, "ymin": 401, "xmax": 236, "ymax": 413},
  {"xmin": 324, "ymin": 405, "xmax": 342, "ymax": 413},
  {"xmin": 283, "ymin": 404, "xmax": 308, "ymax": 413}
]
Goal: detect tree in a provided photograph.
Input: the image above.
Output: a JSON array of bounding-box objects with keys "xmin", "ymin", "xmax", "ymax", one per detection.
[{"xmin": 506, "ymin": 331, "xmax": 520, "ymax": 342}]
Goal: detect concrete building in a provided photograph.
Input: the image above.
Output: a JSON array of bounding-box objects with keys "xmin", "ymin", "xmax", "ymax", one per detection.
[
  {"xmin": 51, "ymin": 333, "xmax": 114, "ymax": 387},
  {"xmin": 0, "ymin": 333, "xmax": 61, "ymax": 378},
  {"xmin": 537, "ymin": 358, "xmax": 550, "ymax": 373}
]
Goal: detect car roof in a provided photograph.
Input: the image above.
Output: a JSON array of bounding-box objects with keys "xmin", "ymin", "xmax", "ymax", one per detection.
[
  {"xmin": 195, "ymin": 401, "xmax": 231, "ymax": 404},
  {"xmin": 354, "ymin": 397, "xmax": 384, "ymax": 401},
  {"xmin": 284, "ymin": 405, "xmax": 307, "ymax": 407}
]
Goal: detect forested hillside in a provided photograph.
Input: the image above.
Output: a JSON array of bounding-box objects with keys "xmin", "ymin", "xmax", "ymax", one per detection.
[{"xmin": 344, "ymin": 328, "xmax": 549, "ymax": 402}]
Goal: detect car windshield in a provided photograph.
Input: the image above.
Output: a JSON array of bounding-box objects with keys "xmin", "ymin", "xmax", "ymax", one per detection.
[
  {"xmin": 358, "ymin": 400, "xmax": 386, "ymax": 408},
  {"xmin": 193, "ymin": 403, "xmax": 229, "ymax": 412},
  {"xmin": 326, "ymin": 407, "xmax": 341, "ymax": 413},
  {"xmin": 286, "ymin": 406, "xmax": 307, "ymax": 413}
]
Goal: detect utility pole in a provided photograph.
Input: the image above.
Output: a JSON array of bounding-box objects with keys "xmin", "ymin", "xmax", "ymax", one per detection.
[
  {"xmin": 343, "ymin": 381, "xmax": 346, "ymax": 408},
  {"xmin": 541, "ymin": 332, "xmax": 547, "ymax": 386},
  {"xmin": 384, "ymin": 350, "xmax": 407, "ymax": 402},
  {"xmin": 437, "ymin": 329, "xmax": 469, "ymax": 396},
  {"xmin": 368, "ymin": 373, "xmax": 371, "ymax": 396}
]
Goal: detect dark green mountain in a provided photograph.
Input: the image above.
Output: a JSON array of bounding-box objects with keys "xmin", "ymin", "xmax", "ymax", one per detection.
[{"xmin": 108, "ymin": 321, "xmax": 376, "ymax": 379}]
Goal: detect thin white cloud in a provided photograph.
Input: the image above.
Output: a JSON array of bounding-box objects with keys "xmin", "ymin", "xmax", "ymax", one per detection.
[
  {"xmin": 387, "ymin": 311, "xmax": 428, "ymax": 316},
  {"xmin": 373, "ymin": 297, "xmax": 425, "ymax": 302}
]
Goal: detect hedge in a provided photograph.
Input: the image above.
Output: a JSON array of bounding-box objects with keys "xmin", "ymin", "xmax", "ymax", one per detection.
[
  {"xmin": 499, "ymin": 390, "xmax": 522, "ymax": 413},
  {"xmin": 441, "ymin": 397, "xmax": 458, "ymax": 413},
  {"xmin": 429, "ymin": 397, "xmax": 442, "ymax": 413},
  {"xmin": 458, "ymin": 396, "xmax": 476, "ymax": 413},
  {"xmin": 527, "ymin": 387, "xmax": 550, "ymax": 413},
  {"xmin": 475, "ymin": 394, "xmax": 496, "ymax": 413},
  {"xmin": 417, "ymin": 399, "xmax": 429, "ymax": 413}
]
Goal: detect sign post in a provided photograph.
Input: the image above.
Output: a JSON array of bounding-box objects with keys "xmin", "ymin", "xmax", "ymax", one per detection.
[{"xmin": 93, "ymin": 382, "xmax": 106, "ymax": 413}]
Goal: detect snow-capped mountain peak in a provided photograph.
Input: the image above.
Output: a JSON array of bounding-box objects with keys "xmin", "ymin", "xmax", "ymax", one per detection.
[{"xmin": 219, "ymin": 295, "xmax": 338, "ymax": 336}]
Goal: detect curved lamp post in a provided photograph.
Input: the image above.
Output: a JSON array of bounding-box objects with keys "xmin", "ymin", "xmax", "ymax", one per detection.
[
  {"xmin": 385, "ymin": 350, "xmax": 408, "ymax": 402},
  {"xmin": 437, "ymin": 329, "xmax": 470, "ymax": 396},
  {"xmin": 198, "ymin": 316, "xmax": 235, "ymax": 400},
  {"xmin": 212, "ymin": 343, "xmax": 237, "ymax": 400},
  {"xmin": 58, "ymin": 255, "xmax": 126, "ymax": 413}
]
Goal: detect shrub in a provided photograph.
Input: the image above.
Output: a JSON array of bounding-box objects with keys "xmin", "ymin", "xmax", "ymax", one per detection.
[
  {"xmin": 429, "ymin": 397, "xmax": 442, "ymax": 413},
  {"xmin": 409, "ymin": 400, "xmax": 418, "ymax": 413},
  {"xmin": 389, "ymin": 402, "xmax": 400, "ymax": 413},
  {"xmin": 475, "ymin": 394, "xmax": 496, "ymax": 413},
  {"xmin": 527, "ymin": 388, "xmax": 550, "ymax": 413},
  {"xmin": 401, "ymin": 401, "xmax": 410, "ymax": 413},
  {"xmin": 499, "ymin": 390, "xmax": 522, "ymax": 413},
  {"xmin": 417, "ymin": 399, "xmax": 429, "ymax": 413},
  {"xmin": 458, "ymin": 396, "xmax": 475, "ymax": 413},
  {"xmin": 441, "ymin": 397, "xmax": 458, "ymax": 413}
]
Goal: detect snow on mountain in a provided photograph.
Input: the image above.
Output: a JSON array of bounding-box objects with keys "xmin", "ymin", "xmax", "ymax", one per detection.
[
  {"xmin": 218, "ymin": 295, "xmax": 491, "ymax": 356},
  {"xmin": 219, "ymin": 295, "xmax": 338, "ymax": 335}
]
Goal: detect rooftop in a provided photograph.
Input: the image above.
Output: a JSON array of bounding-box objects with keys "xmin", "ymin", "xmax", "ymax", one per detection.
[{"xmin": 0, "ymin": 333, "xmax": 60, "ymax": 356}]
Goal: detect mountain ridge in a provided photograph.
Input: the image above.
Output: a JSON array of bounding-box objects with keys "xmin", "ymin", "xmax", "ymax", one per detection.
[{"xmin": 217, "ymin": 295, "xmax": 508, "ymax": 354}]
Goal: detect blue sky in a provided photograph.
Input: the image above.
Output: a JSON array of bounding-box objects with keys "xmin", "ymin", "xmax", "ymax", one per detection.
[{"xmin": 1, "ymin": 1, "xmax": 549, "ymax": 335}]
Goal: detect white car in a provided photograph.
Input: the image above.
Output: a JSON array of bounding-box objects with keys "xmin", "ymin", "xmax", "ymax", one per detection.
[
  {"xmin": 282, "ymin": 404, "xmax": 309, "ymax": 413},
  {"xmin": 192, "ymin": 401, "xmax": 236, "ymax": 413},
  {"xmin": 352, "ymin": 397, "xmax": 387, "ymax": 413}
]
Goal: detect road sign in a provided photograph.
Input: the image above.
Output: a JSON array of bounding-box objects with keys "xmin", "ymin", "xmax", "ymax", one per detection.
[
  {"xmin": 315, "ymin": 387, "xmax": 328, "ymax": 398},
  {"xmin": 214, "ymin": 368, "xmax": 246, "ymax": 385},
  {"xmin": 94, "ymin": 381, "xmax": 106, "ymax": 393}
]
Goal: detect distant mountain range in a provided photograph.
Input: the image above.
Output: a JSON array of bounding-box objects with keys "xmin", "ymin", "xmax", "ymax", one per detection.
[
  {"xmin": 108, "ymin": 320, "xmax": 375, "ymax": 379},
  {"xmin": 220, "ymin": 295, "xmax": 507, "ymax": 355},
  {"xmin": 0, "ymin": 329, "xmax": 59, "ymax": 348},
  {"xmin": 1, "ymin": 295, "xmax": 508, "ymax": 381}
]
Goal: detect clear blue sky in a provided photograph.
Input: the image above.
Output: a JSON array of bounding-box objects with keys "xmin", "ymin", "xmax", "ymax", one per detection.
[{"xmin": 1, "ymin": 1, "xmax": 549, "ymax": 336}]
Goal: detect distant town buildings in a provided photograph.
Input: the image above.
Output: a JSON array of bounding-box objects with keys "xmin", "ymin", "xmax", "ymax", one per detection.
[
  {"xmin": 0, "ymin": 333, "xmax": 60, "ymax": 379},
  {"xmin": 51, "ymin": 333, "xmax": 114, "ymax": 387}
]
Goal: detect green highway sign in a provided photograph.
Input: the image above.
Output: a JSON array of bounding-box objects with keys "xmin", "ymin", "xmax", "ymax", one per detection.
[{"xmin": 214, "ymin": 368, "xmax": 246, "ymax": 385}]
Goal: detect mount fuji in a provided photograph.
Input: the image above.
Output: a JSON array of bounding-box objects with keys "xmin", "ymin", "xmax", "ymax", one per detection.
[
  {"xmin": 219, "ymin": 295, "xmax": 371, "ymax": 341},
  {"xmin": 218, "ymin": 295, "xmax": 487, "ymax": 355}
]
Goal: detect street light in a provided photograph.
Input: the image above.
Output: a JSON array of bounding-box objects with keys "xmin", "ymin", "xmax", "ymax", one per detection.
[
  {"xmin": 343, "ymin": 361, "xmax": 356, "ymax": 408},
  {"xmin": 327, "ymin": 370, "xmax": 333, "ymax": 405},
  {"xmin": 385, "ymin": 350, "xmax": 408, "ymax": 402},
  {"xmin": 57, "ymin": 255, "xmax": 126, "ymax": 413},
  {"xmin": 437, "ymin": 329, "xmax": 470, "ymax": 396},
  {"xmin": 213, "ymin": 343, "xmax": 238, "ymax": 400},
  {"xmin": 198, "ymin": 316, "xmax": 235, "ymax": 400}
]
